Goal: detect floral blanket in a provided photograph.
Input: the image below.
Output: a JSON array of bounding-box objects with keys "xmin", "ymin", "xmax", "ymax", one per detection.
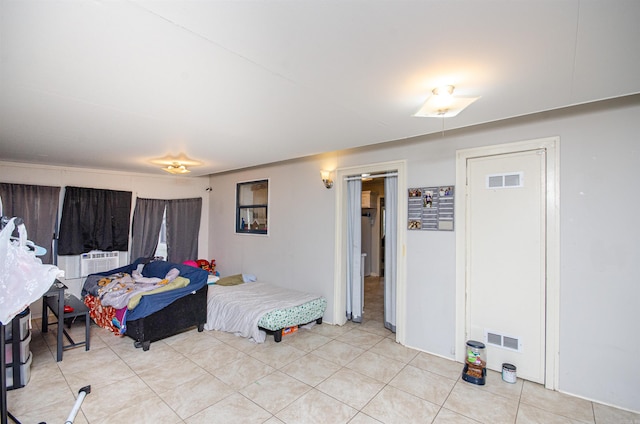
[{"xmin": 84, "ymin": 294, "xmax": 121, "ymax": 335}]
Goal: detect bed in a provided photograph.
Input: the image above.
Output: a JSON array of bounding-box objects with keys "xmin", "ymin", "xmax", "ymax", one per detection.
[
  {"xmin": 82, "ymin": 258, "xmax": 209, "ymax": 351},
  {"xmin": 204, "ymin": 276, "xmax": 327, "ymax": 343}
]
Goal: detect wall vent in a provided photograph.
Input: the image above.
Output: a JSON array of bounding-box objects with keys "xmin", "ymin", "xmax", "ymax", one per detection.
[
  {"xmin": 80, "ymin": 251, "xmax": 119, "ymax": 277},
  {"xmin": 484, "ymin": 329, "xmax": 522, "ymax": 352},
  {"xmin": 486, "ymin": 172, "xmax": 523, "ymax": 189}
]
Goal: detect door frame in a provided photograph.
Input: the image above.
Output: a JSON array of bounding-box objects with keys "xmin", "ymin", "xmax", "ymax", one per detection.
[
  {"xmin": 333, "ymin": 160, "xmax": 407, "ymax": 344},
  {"xmin": 455, "ymin": 137, "xmax": 560, "ymax": 389}
]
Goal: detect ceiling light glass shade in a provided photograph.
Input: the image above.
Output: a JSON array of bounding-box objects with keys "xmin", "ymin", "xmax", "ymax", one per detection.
[
  {"xmin": 413, "ymin": 85, "xmax": 480, "ymax": 118},
  {"xmin": 163, "ymin": 163, "xmax": 190, "ymax": 174},
  {"xmin": 431, "ymin": 85, "xmax": 454, "ymax": 96}
]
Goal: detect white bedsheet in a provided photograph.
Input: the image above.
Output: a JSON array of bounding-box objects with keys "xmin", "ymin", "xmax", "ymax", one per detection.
[{"xmin": 204, "ymin": 282, "xmax": 321, "ymax": 343}]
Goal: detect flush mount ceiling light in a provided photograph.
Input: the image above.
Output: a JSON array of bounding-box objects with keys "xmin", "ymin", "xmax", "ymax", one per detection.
[
  {"xmin": 413, "ymin": 85, "xmax": 480, "ymax": 118},
  {"xmin": 151, "ymin": 154, "xmax": 201, "ymax": 175},
  {"xmin": 162, "ymin": 162, "xmax": 191, "ymax": 174}
]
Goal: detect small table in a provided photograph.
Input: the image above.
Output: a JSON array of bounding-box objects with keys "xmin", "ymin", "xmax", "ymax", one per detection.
[
  {"xmin": 42, "ymin": 281, "xmax": 65, "ymax": 362},
  {"xmin": 42, "ymin": 281, "xmax": 90, "ymax": 361}
]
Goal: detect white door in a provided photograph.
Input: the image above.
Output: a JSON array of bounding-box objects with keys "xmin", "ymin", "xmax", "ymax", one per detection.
[{"xmin": 467, "ymin": 149, "xmax": 546, "ymax": 383}]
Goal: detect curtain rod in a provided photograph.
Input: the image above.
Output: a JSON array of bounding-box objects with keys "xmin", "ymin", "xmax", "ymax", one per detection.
[{"xmin": 345, "ymin": 172, "xmax": 398, "ymax": 181}]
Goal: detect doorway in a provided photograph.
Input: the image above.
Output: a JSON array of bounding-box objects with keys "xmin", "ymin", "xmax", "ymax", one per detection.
[
  {"xmin": 333, "ymin": 160, "xmax": 407, "ymax": 344},
  {"xmin": 361, "ymin": 177, "xmax": 384, "ymax": 326},
  {"xmin": 362, "ymin": 177, "xmax": 385, "ymax": 280},
  {"xmin": 455, "ymin": 137, "xmax": 559, "ymax": 389}
]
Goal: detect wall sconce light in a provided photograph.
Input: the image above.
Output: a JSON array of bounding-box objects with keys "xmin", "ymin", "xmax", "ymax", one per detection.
[
  {"xmin": 163, "ymin": 162, "xmax": 191, "ymax": 174},
  {"xmin": 413, "ymin": 85, "xmax": 480, "ymax": 118},
  {"xmin": 320, "ymin": 170, "xmax": 334, "ymax": 189}
]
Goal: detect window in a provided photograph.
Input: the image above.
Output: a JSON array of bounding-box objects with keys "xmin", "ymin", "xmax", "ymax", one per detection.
[
  {"xmin": 58, "ymin": 186, "xmax": 132, "ymax": 255},
  {"xmin": 154, "ymin": 208, "xmax": 168, "ymax": 260},
  {"xmin": 131, "ymin": 196, "xmax": 201, "ymax": 263},
  {"xmin": 236, "ymin": 179, "xmax": 268, "ymax": 235}
]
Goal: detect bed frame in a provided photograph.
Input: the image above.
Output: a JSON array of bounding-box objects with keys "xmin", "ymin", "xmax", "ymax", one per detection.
[
  {"xmin": 260, "ymin": 317, "xmax": 323, "ymax": 343},
  {"xmin": 205, "ymin": 281, "xmax": 327, "ymax": 343},
  {"xmin": 125, "ymin": 283, "xmax": 208, "ymax": 351}
]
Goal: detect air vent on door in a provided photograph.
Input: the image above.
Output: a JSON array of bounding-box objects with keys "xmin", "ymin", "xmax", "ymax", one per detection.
[
  {"xmin": 486, "ymin": 172, "xmax": 523, "ymax": 189},
  {"xmin": 485, "ymin": 329, "xmax": 522, "ymax": 352}
]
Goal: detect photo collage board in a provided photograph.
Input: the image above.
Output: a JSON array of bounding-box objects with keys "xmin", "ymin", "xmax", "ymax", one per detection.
[{"xmin": 408, "ymin": 186, "xmax": 455, "ymax": 231}]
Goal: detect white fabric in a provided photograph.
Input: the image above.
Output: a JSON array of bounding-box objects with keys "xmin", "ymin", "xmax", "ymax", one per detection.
[
  {"xmin": 384, "ymin": 175, "xmax": 398, "ymax": 332},
  {"xmin": 346, "ymin": 178, "xmax": 363, "ymax": 322},
  {"xmin": 204, "ymin": 282, "xmax": 321, "ymax": 343},
  {"xmin": 0, "ymin": 217, "xmax": 63, "ymax": 323}
]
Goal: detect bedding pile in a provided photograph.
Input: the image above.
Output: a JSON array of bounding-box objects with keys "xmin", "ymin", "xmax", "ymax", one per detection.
[
  {"xmin": 82, "ymin": 264, "xmax": 191, "ymax": 334},
  {"xmin": 205, "ymin": 282, "xmax": 323, "ymax": 343},
  {"xmin": 83, "ymin": 265, "xmax": 188, "ymax": 309}
]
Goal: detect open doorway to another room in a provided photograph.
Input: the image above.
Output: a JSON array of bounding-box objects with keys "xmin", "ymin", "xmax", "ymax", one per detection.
[
  {"xmin": 361, "ymin": 177, "xmax": 386, "ymax": 332},
  {"xmin": 334, "ymin": 160, "xmax": 407, "ymax": 344}
]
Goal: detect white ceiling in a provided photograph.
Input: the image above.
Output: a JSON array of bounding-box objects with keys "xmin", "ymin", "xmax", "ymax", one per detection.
[{"xmin": 1, "ymin": 1, "xmax": 639, "ymax": 177}]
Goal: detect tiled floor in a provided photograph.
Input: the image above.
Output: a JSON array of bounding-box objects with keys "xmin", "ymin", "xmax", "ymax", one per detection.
[{"xmin": 6, "ymin": 277, "xmax": 640, "ymax": 423}]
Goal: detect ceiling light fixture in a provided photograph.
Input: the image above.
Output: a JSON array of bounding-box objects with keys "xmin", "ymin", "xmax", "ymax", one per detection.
[
  {"xmin": 413, "ymin": 85, "xmax": 479, "ymax": 118},
  {"xmin": 151, "ymin": 154, "xmax": 201, "ymax": 175},
  {"xmin": 163, "ymin": 162, "xmax": 191, "ymax": 175}
]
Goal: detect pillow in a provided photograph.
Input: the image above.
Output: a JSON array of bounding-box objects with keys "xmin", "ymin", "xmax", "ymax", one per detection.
[
  {"xmin": 182, "ymin": 260, "xmax": 199, "ymax": 268},
  {"xmin": 216, "ymin": 274, "xmax": 245, "ymax": 286}
]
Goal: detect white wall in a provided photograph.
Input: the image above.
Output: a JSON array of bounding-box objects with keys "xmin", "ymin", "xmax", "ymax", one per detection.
[
  {"xmin": 207, "ymin": 156, "xmax": 337, "ymax": 317},
  {"xmin": 208, "ymin": 95, "xmax": 640, "ymax": 412},
  {"xmin": 0, "ymin": 162, "xmax": 210, "ymax": 301}
]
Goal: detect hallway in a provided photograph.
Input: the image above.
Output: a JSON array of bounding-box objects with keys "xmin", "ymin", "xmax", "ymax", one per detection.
[{"xmin": 361, "ymin": 275, "xmax": 393, "ymax": 337}]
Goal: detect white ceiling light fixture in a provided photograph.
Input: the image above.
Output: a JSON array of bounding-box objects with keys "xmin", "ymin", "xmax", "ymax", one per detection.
[
  {"xmin": 413, "ymin": 85, "xmax": 480, "ymax": 118},
  {"xmin": 151, "ymin": 154, "xmax": 201, "ymax": 175},
  {"xmin": 163, "ymin": 162, "xmax": 191, "ymax": 174}
]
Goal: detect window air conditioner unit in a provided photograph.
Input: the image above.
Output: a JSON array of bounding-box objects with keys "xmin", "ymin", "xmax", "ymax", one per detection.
[{"xmin": 80, "ymin": 251, "xmax": 119, "ymax": 277}]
